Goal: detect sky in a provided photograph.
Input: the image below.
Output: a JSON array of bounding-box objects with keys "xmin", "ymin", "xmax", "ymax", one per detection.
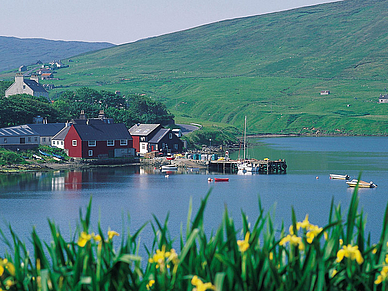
[{"xmin": 1, "ymin": 0, "xmax": 338, "ymax": 45}]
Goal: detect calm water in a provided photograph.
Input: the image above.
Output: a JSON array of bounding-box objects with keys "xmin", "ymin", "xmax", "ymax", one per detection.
[{"xmin": 0, "ymin": 136, "xmax": 387, "ymax": 253}]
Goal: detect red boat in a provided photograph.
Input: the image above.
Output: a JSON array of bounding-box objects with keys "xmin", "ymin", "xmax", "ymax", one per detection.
[{"xmin": 214, "ymin": 178, "xmax": 229, "ymax": 182}]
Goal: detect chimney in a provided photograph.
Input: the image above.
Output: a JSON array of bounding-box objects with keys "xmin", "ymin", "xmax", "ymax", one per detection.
[
  {"xmin": 79, "ymin": 110, "xmax": 86, "ymax": 120},
  {"xmin": 98, "ymin": 110, "xmax": 105, "ymax": 119},
  {"xmin": 15, "ymin": 73, "xmax": 24, "ymax": 85}
]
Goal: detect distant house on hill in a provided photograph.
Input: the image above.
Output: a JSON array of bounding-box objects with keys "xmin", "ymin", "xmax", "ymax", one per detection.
[
  {"xmin": 379, "ymin": 94, "xmax": 388, "ymax": 103},
  {"xmin": 19, "ymin": 65, "xmax": 27, "ymax": 72},
  {"xmin": 320, "ymin": 90, "xmax": 330, "ymax": 95},
  {"xmin": 5, "ymin": 73, "xmax": 49, "ymax": 99}
]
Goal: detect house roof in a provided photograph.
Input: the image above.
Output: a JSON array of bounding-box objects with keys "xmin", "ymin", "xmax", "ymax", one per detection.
[
  {"xmin": 52, "ymin": 126, "xmax": 71, "ymax": 140},
  {"xmin": 0, "ymin": 125, "xmax": 38, "ymax": 137},
  {"xmin": 24, "ymin": 79, "xmax": 48, "ymax": 93},
  {"xmin": 129, "ymin": 124, "xmax": 161, "ymax": 136},
  {"xmin": 27, "ymin": 123, "xmax": 67, "ymax": 136},
  {"xmin": 148, "ymin": 128, "xmax": 170, "ymax": 143},
  {"xmin": 73, "ymin": 123, "xmax": 132, "ymax": 141},
  {"xmin": 379, "ymin": 94, "xmax": 388, "ymax": 99}
]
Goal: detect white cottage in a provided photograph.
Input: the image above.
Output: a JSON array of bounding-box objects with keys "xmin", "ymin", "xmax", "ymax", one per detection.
[{"xmin": 5, "ymin": 73, "xmax": 49, "ymax": 99}]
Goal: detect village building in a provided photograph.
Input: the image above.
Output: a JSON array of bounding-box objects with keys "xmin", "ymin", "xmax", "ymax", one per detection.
[
  {"xmin": 0, "ymin": 122, "xmax": 68, "ymax": 150},
  {"xmin": 53, "ymin": 111, "xmax": 134, "ymax": 159},
  {"xmin": 320, "ymin": 90, "xmax": 330, "ymax": 95},
  {"xmin": 5, "ymin": 73, "xmax": 49, "ymax": 99},
  {"xmin": 0, "ymin": 125, "xmax": 40, "ymax": 150},
  {"xmin": 129, "ymin": 124, "xmax": 164, "ymax": 154},
  {"xmin": 129, "ymin": 123, "xmax": 184, "ymax": 155},
  {"xmin": 379, "ymin": 94, "xmax": 388, "ymax": 103},
  {"xmin": 147, "ymin": 128, "xmax": 184, "ymax": 154}
]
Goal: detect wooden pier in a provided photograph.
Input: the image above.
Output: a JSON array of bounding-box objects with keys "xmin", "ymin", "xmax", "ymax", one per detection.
[{"xmin": 208, "ymin": 159, "xmax": 287, "ymax": 174}]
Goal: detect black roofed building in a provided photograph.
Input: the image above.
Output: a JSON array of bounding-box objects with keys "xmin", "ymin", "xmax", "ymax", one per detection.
[
  {"xmin": 147, "ymin": 128, "xmax": 184, "ymax": 154},
  {"xmin": 128, "ymin": 124, "xmax": 164, "ymax": 154},
  {"xmin": 5, "ymin": 73, "xmax": 49, "ymax": 99},
  {"xmin": 63, "ymin": 114, "xmax": 135, "ymax": 159}
]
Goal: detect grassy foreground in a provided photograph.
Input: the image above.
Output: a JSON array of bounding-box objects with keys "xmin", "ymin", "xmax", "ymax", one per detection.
[{"xmin": 1, "ymin": 181, "xmax": 388, "ymax": 290}]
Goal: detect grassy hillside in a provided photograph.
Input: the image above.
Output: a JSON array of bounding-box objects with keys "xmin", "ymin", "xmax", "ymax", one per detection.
[
  {"xmin": 0, "ymin": 36, "xmax": 115, "ymax": 73},
  {"xmin": 2, "ymin": 0, "xmax": 388, "ymax": 135}
]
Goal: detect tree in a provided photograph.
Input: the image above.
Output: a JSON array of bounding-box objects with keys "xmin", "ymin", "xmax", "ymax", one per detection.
[{"xmin": 0, "ymin": 94, "xmax": 61, "ymax": 127}]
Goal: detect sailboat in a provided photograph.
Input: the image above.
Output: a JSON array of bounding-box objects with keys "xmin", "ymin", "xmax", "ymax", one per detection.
[{"xmin": 237, "ymin": 116, "xmax": 257, "ymax": 173}]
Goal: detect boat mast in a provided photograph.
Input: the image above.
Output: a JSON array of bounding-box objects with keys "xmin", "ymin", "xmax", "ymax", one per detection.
[{"xmin": 243, "ymin": 116, "xmax": 247, "ymax": 161}]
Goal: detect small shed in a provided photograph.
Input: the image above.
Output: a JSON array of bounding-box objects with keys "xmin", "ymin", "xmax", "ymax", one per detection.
[
  {"xmin": 320, "ymin": 90, "xmax": 330, "ymax": 95},
  {"xmin": 379, "ymin": 94, "xmax": 388, "ymax": 103}
]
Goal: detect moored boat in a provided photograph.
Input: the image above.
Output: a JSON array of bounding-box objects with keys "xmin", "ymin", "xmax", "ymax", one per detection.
[
  {"xmin": 214, "ymin": 178, "xmax": 229, "ymax": 182},
  {"xmin": 330, "ymin": 174, "xmax": 350, "ymax": 180},
  {"xmin": 161, "ymin": 165, "xmax": 178, "ymax": 171},
  {"xmin": 346, "ymin": 179, "xmax": 377, "ymax": 188}
]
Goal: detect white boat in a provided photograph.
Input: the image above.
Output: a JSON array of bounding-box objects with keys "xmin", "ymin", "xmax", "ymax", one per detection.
[
  {"xmin": 238, "ymin": 116, "xmax": 258, "ymax": 173},
  {"xmin": 161, "ymin": 165, "xmax": 178, "ymax": 171},
  {"xmin": 330, "ymin": 174, "xmax": 350, "ymax": 180},
  {"xmin": 346, "ymin": 179, "xmax": 377, "ymax": 188},
  {"xmin": 237, "ymin": 162, "xmax": 257, "ymax": 172}
]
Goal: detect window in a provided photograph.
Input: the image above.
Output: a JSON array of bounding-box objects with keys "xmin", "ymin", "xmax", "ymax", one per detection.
[
  {"xmin": 169, "ymin": 133, "xmax": 173, "ymax": 139},
  {"xmin": 42, "ymin": 137, "xmax": 46, "ymax": 142},
  {"xmin": 174, "ymin": 144, "xmax": 178, "ymax": 150},
  {"xmin": 28, "ymin": 137, "xmax": 31, "ymax": 142},
  {"xmin": 88, "ymin": 140, "xmax": 96, "ymax": 147},
  {"xmin": 72, "ymin": 140, "xmax": 77, "ymax": 146},
  {"xmin": 107, "ymin": 140, "xmax": 114, "ymax": 146},
  {"xmin": 61, "ymin": 141, "xmax": 63, "ymax": 145},
  {"xmin": 34, "ymin": 137, "xmax": 38, "ymax": 142},
  {"xmin": 88, "ymin": 150, "xmax": 93, "ymax": 157},
  {"xmin": 20, "ymin": 138, "xmax": 25, "ymax": 144},
  {"xmin": 120, "ymin": 139, "xmax": 128, "ymax": 146},
  {"xmin": 4, "ymin": 138, "xmax": 7, "ymax": 143},
  {"xmin": 53, "ymin": 141, "xmax": 56, "ymax": 145}
]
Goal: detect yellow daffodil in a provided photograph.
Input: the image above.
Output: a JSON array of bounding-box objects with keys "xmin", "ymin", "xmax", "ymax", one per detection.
[
  {"xmin": 146, "ymin": 279, "xmax": 155, "ymax": 290},
  {"xmin": 280, "ymin": 234, "xmax": 305, "ymax": 251},
  {"xmin": 148, "ymin": 246, "xmax": 178, "ymax": 270},
  {"xmin": 339, "ymin": 239, "xmax": 343, "ymax": 246},
  {"xmin": 306, "ymin": 224, "xmax": 323, "ymax": 244},
  {"xmin": 375, "ymin": 266, "xmax": 388, "ymax": 285},
  {"xmin": 191, "ymin": 275, "xmax": 216, "ymax": 291},
  {"xmin": 237, "ymin": 232, "xmax": 250, "ymax": 253},
  {"xmin": 269, "ymin": 252, "xmax": 274, "ymax": 260},
  {"xmin": 108, "ymin": 230, "xmax": 119, "ymax": 240},
  {"xmin": 0, "ymin": 258, "xmax": 15, "ymax": 277},
  {"xmin": 336, "ymin": 244, "xmax": 364, "ymax": 265},
  {"xmin": 77, "ymin": 232, "xmax": 92, "ymax": 247},
  {"xmin": 331, "ymin": 269, "xmax": 337, "ymax": 278}
]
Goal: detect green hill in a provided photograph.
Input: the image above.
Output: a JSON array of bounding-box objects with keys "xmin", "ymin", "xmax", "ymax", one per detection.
[
  {"xmin": 0, "ymin": 36, "xmax": 114, "ymax": 73},
  {"xmin": 2, "ymin": 0, "xmax": 388, "ymax": 135}
]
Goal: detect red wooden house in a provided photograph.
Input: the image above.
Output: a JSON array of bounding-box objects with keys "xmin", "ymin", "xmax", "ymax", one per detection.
[
  {"xmin": 128, "ymin": 124, "xmax": 164, "ymax": 154},
  {"xmin": 64, "ymin": 119, "xmax": 134, "ymax": 159},
  {"xmin": 129, "ymin": 123, "xmax": 184, "ymax": 155}
]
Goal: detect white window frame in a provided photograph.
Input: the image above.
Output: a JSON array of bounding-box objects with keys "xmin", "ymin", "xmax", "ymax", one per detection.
[
  {"xmin": 88, "ymin": 140, "xmax": 96, "ymax": 147},
  {"xmin": 107, "ymin": 140, "xmax": 114, "ymax": 146},
  {"xmin": 169, "ymin": 133, "xmax": 173, "ymax": 139},
  {"xmin": 120, "ymin": 139, "xmax": 128, "ymax": 146},
  {"xmin": 72, "ymin": 140, "xmax": 77, "ymax": 146},
  {"xmin": 88, "ymin": 150, "xmax": 93, "ymax": 157}
]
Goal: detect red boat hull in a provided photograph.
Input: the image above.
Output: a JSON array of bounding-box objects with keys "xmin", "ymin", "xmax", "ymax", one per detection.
[{"xmin": 214, "ymin": 178, "xmax": 229, "ymax": 182}]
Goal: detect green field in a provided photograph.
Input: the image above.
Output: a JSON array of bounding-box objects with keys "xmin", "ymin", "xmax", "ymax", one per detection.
[{"xmin": 1, "ymin": 0, "xmax": 388, "ymax": 135}]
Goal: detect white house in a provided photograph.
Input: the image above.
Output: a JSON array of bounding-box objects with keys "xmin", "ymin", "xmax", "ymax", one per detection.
[{"xmin": 5, "ymin": 73, "xmax": 49, "ymax": 99}]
